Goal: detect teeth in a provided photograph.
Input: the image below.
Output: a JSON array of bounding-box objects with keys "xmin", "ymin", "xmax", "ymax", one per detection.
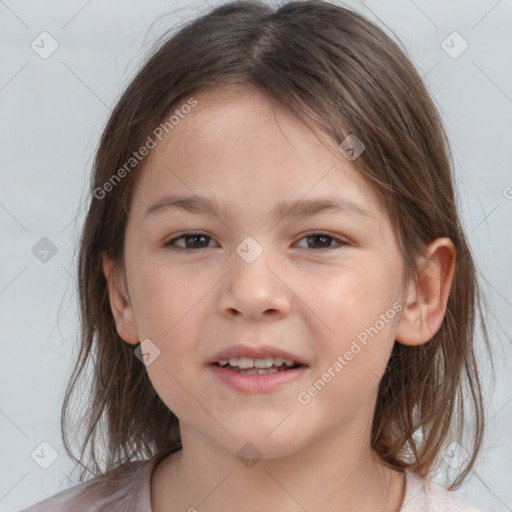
[
  {"xmin": 217, "ymin": 356, "xmax": 297, "ymax": 369},
  {"xmin": 257, "ymin": 368, "xmax": 278, "ymax": 374},
  {"xmin": 255, "ymin": 358, "xmax": 274, "ymax": 369},
  {"xmin": 237, "ymin": 357, "xmax": 254, "ymax": 369},
  {"xmin": 228, "ymin": 367, "xmax": 280, "ymax": 374}
]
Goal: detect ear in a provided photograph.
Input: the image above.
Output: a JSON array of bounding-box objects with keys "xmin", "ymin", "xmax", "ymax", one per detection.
[
  {"xmin": 395, "ymin": 237, "xmax": 455, "ymax": 346},
  {"xmin": 102, "ymin": 253, "xmax": 140, "ymax": 345}
]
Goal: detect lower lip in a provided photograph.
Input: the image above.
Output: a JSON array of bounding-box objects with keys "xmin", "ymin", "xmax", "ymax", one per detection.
[{"xmin": 209, "ymin": 364, "xmax": 308, "ymax": 393}]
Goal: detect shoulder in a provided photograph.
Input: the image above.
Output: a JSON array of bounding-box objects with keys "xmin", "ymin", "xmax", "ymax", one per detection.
[
  {"xmin": 401, "ymin": 470, "xmax": 488, "ymax": 512},
  {"xmin": 20, "ymin": 457, "xmax": 158, "ymax": 512}
]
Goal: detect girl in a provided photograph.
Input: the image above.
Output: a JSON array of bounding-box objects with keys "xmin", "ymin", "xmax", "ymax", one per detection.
[{"xmin": 23, "ymin": 1, "xmax": 491, "ymax": 510}]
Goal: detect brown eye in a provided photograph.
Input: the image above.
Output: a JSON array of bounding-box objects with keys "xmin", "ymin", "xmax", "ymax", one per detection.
[
  {"xmin": 165, "ymin": 233, "xmax": 215, "ymax": 251},
  {"xmin": 295, "ymin": 232, "xmax": 347, "ymax": 250}
]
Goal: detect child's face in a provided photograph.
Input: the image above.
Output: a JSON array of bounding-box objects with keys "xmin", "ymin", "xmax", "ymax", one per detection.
[{"xmin": 117, "ymin": 86, "xmax": 408, "ymax": 459}]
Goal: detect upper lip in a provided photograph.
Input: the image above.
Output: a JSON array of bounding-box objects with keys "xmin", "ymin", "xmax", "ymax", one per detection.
[{"xmin": 208, "ymin": 344, "xmax": 307, "ymax": 366}]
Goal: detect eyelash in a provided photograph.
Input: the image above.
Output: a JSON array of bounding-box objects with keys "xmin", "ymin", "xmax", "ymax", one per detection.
[{"xmin": 164, "ymin": 232, "xmax": 349, "ymax": 252}]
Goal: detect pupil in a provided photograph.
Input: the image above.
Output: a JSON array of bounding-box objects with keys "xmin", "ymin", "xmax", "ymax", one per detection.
[
  {"xmin": 308, "ymin": 235, "xmax": 330, "ymax": 248},
  {"xmin": 186, "ymin": 235, "xmax": 207, "ymax": 248}
]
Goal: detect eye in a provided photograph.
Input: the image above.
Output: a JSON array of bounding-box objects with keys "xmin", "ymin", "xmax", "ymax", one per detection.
[
  {"xmin": 295, "ymin": 232, "xmax": 348, "ymax": 250},
  {"xmin": 164, "ymin": 231, "xmax": 348, "ymax": 252},
  {"xmin": 164, "ymin": 233, "xmax": 217, "ymax": 251}
]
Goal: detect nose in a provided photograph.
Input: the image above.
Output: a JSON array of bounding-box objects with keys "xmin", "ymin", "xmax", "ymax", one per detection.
[{"xmin": 217, "ymin": 247, "xmax": 291, "ymax": 321}]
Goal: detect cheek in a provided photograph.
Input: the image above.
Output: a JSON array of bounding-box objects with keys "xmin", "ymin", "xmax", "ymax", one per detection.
[
  {"xmin": 144, "ymin": 355, "xmax": 205, "ymax": 427},
  {"xmin": 312, "ymin": 258, "xmax": 402, "ymax": 338},
  {"xmin": 302, "ymin": 323, "xmax": 397, "ymax": 423},
  {"xmin": 130, "ymin": 259, "xmax": 213, "ymax": 339},
  {"xmin": 308, "ymin": 259, "xmax": 401, "ymax": 389}
]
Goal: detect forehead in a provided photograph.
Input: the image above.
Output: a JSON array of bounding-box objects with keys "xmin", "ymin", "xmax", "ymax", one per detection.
[{"xmin": 129, "ymin": 85, "xmax": 389, "ymax": 227}]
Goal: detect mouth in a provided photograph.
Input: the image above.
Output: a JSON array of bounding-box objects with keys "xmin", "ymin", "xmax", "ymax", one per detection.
[
  {"xmin": 212, "ymin": 356, "xmax": 304, "ymax": 375},
  {"xmin": 207, "ymin": 344, "xmax": 309, "ymax": 392}
]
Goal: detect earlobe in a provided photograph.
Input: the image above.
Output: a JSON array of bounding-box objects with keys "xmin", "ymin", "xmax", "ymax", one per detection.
[
  {"xmin": 395, "ymin": 238, "xmax": 456, "ymax": 347},
  {"xmin": 102, "ymin": 253, "xmax": 140, "ymax": 345}
]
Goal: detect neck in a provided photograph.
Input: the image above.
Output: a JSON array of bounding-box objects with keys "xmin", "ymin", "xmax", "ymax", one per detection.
[{"xmin": 151, "ymin": 422, "xmax": 405, "ymax": 512}]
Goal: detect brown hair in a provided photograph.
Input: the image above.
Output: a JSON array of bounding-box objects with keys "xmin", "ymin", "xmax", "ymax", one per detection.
[{"xmin": 62, "ymin": 0, "xmax": 491, "ymax": 489}]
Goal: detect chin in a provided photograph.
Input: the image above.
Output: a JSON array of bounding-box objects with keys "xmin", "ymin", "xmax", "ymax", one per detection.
[
  {"xmin": 211, "ymin": 415, "xmax": 311, "ymax": 462},
  {"xmin": 222, "ymin": 436, "xmax": 305, "ymax": 464}
]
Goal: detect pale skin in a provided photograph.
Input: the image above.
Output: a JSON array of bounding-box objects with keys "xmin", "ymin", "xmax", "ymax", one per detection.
[{"xmin": 103, "ymin": 85, "xmax": 455, "ymax": 512}]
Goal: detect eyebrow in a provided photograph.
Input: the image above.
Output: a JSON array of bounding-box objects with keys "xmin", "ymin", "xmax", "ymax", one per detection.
[{"xmin": 143, "ymin": 194, "xmax": 375, "ymax": 221}]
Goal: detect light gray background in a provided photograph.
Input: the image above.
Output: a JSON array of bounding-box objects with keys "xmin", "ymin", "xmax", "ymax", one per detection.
[{"xmin": 1, "ymin": 1, "xmax": 511, "ymax": 511}]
